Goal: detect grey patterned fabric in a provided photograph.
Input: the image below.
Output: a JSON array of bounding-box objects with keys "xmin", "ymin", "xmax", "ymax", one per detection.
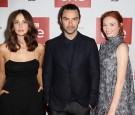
[{"xmin": 95, "ymin": 36, "xmax": 135, "ymax": 115}]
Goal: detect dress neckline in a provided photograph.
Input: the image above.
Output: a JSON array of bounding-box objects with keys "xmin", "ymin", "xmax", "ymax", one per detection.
[
  {"xmin": 5, "ymin": 59, "xmax": 38, "ymax": 64},
  {"xmin": 107, "ymin": 35, "xmax": 123, "ymax": 43}
]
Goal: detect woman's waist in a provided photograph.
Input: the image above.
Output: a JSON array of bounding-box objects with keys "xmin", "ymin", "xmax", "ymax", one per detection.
[{"xmin": 4, "ymin": 77, "xmax": 38, "ymax": 88}]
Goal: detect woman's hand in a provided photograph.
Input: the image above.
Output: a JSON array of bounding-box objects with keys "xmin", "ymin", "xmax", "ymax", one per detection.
[
  {"xmin": 38, "ymin": 86, "xmax": 43, "ymax": 92},
  {"xmin": 89, "ymin": 104, "xmax": 92, "ymax": 109},
  {"xmin": 0, "ymin": 89, "xmax": 9, "ymax": 95}
]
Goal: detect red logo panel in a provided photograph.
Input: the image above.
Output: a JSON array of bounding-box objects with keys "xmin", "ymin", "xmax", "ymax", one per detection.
[
  {"xmin": 33, "ymin": 17, "xmax": 49, "ymax": 44},
  {"xmin": 96, "ymin": 18, "xmax": 132, "ymax": 44},
  {"xmin": 55, "ymin": 0, "xmax": 91, "ymax": 7},
  {"xmin": 0, "ymin": 0, "xmax": 8, "ymax": 7}
]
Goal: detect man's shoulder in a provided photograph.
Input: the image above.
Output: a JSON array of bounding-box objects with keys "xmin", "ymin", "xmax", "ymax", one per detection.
[
  {"xmin": 45, "ymin": 34, "xmax": 62, "ymax": 46},
  {"xmin": 78, "ymin": 32, "xmax": 95, "ymax": 43}
]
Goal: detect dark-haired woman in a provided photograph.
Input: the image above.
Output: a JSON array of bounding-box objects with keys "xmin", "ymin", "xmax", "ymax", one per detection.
[{"xmin": 0, "ymin": 9, "xmax": 44, "ymax": 115}]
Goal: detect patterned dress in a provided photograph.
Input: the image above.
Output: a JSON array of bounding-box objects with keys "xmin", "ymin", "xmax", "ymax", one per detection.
[{"xmin": 95, "ymin": 36, "xmax": 135, "ymax": 115}]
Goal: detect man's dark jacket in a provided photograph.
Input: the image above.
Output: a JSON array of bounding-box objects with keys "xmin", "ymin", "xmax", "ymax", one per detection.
[{"xmin": 43, "ymin": 32, "xmax": 100, "ymax": 111}]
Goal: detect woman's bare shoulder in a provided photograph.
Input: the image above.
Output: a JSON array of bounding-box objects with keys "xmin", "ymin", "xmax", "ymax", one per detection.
[
  {"xmin": 37, "ymin": 43, "xmax": 45, "ymax": 51},
  {"xmin": 0, "ymin": 43, "xmax": 8, "ymax": 52},
  {"xmin": 0, "ymin": 43, "xmax": 10, "ymax": 60},
  {"xmin": 117, "ymin": 43, "xmax": 128, "ymax": 53}
]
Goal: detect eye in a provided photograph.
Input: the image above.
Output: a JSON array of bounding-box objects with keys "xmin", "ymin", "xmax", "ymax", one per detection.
[
  {"xmin": 110, "ymin": 23, "xmax": 115, "ymax": 26},
  {"xmin": 14, "ymin": 21, "xmax": 19, "ymax": 24},
  {"xmin": 63, "ymin": 17, "xmax": 68, "ymax": 21},
  {"xmin": 23, "ymin": 20, "xmax": 28, "ymax": 23},
  {"xmin": 73, "ymin": 17, "xmax": 78, "ymax": 21},
  {"xmin": 103, "ymin": 24, "xmax": 106, "ymax": 27}
]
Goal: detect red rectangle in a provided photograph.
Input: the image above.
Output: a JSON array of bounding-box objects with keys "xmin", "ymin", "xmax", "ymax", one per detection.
[
  {"xmin": 55, "ymin": 0, "xmax": 91, "ymax": 7},
  {"xmin": 0, "ymin": 0, "xmax": 8, "ymax": 7},
  {"xmin": 96, "ymin": 18, "xmax": 132, "ymax": 44},
  {"xmin": 33, "ymin": 17, "xmax": 49, "ymax": 44}
]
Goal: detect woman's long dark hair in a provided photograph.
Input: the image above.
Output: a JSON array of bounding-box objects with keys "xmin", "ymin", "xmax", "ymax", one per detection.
[{"xmin": 4, "ymin": 9, "xmax": 38, "ymax": 52}]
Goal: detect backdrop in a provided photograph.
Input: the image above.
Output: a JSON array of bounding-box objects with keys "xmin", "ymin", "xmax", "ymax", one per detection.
[{"xmin": 0, "ymin": 0, "xmax": 134, "ymax": 85}]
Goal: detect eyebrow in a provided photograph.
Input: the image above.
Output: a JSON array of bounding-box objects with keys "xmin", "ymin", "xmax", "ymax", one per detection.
[
  {"xmin": 103, "ymin": 22, "xmax": 117, "ymax": 24},
  {"xmin": 14, "ymin": 19, "xmax": 26, "ymax": 21},
  {"xmin": 62, "ymin": 16, "xmax": 79, "ymax": 19}
]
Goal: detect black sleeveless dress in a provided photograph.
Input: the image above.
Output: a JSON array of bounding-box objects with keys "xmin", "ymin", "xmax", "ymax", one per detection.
[{"xmin": 0, "ymin": 59, "xmax": 43, "ymax": 115}]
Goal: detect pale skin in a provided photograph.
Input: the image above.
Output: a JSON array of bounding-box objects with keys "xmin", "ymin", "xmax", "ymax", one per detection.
[
  {"xmin": 60, "ymin": 9, "xmax": 92, "ymax": 109},
  {"xmin": 103, "ymin": 16, "xmax": 128, "ymax": 115},
  {"xmin": 60, "ymin": 9, "xmax": 80, "ymax": 40},
  {"xmin": 0, "ymin": 13, "xmax": 45, "ymax": 95}
]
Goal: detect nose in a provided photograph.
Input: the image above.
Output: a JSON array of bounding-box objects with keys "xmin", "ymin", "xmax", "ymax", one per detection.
[
  {"xmin": 106, "ymin": 25, "xmax": 110, "ymax": 30},
  {"xmin": 19, "ymin": 22, "xmax": 23, "ymax": 28},
  {"xmin": 68, "ymin": 20, "xmax": 73, "ymax": 26}
]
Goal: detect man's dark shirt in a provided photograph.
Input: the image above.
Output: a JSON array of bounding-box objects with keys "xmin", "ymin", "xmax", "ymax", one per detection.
[{"xmin": 62, "ymin": 33, "xmax": 78, "ymax": 103}]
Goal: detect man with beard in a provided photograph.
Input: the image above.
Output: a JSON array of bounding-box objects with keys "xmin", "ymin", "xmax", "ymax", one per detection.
[{"xmin": 43, "ymin": 3, "xmax": 100, "ymax": 115}]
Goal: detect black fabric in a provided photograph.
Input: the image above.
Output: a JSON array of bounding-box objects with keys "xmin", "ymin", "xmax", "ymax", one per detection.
[
  {"xmin": 63, "ymin": 34, "xmax": 78, "ymax": 103},
  {"xmin": 49, "ymin": 102, "xmax": 90, "ymax": 115},
  {"xmin": 43, "ymin": 32, "xmax": 100, "ymax": 111},
  {"xmin": 0, "ymin": 59, "xmax": 43, "ymax": 115},
  {"xmin": 63, "ymin": 34, "xmax": 78, "ymax": 67}
]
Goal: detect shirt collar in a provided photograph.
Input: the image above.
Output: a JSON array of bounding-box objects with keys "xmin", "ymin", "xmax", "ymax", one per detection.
[{"xmin": 62, "ymin": 32, "xmax": 78, "ymax": 44}]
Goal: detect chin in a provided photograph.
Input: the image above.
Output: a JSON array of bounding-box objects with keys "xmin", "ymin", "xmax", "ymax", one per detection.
[
  {"xmin": 17, "ymin": 34, "xmax": 25, "ymax": 37},
  {"xmin": 106, "ymin": 34, "xmax": 113, "ymax": 38}
]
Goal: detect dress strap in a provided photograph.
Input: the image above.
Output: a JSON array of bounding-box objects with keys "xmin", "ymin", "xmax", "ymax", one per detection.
[
  {"xmin": 34, "ymin": 50, "xmax": 36, "ymax": 60},
  {"xmin": 9, "ymin": 51, "xmax": 11, "ymax": 60}
]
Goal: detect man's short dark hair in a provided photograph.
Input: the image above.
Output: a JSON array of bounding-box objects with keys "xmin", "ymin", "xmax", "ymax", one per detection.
[{"xmin": 58, "ymin": 3, "xmax": 81, "ymax": 26}]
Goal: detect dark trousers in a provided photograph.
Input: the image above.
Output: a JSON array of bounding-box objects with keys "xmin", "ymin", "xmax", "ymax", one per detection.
[{"xmin": 49, "ymin": 102, "xmax": 90, "ymax": 115}]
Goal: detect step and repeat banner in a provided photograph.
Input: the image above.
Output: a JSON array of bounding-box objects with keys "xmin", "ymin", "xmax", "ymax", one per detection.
[{"xmin": 0, "ymin": 0, "xmax": 135, "ymax": 80}]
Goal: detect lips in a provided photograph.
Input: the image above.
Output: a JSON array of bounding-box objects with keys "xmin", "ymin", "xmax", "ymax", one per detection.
[{"xmin": 18, "ymin": 30, "xmax": 24, "ymax": 32}]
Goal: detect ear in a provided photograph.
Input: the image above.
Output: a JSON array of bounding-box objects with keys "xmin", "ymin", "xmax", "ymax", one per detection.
[
  {"xmin": 78, "ymin": 19, "xmax": 80, "ymax": 24},
  {"xmin": 60, "ymin": 18, "xmax": 62, "ymax": 24}
]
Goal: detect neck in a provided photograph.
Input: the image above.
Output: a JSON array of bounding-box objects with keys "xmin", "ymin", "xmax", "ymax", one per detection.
[
  {"xmin": 18, "ymin": 37, "xmax": 27, "ymax": 49},
  {"xmin": 18, "ymin": 35, "xmax": 25, "ymax": 43},
  {"xmin": 64, "ymin": 31, "xmax": 77, "ymax": 40}
]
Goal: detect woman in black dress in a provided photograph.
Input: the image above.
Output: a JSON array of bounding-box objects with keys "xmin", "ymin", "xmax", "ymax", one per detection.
[{"xmin": 0, "ymin": 9, "xmax": 45, "ymax": 115}]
